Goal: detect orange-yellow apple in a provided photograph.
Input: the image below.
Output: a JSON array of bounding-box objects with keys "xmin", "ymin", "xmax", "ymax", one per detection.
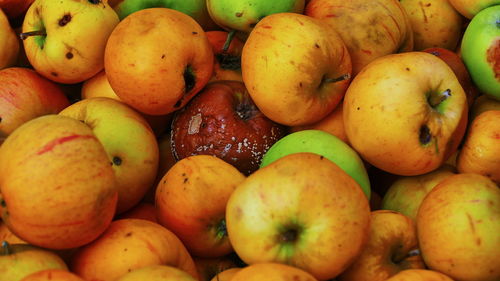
[
  {"xmin": 104, "ymin": 8, "xmax": 214, "ymax": 116},
  {"xmin": 20, "ymin": 0, "xmax": 119, "ymax": 84},
  {"xmin": 0, "ymin": 8, "xmax": 19, "ymax": 70},
  {"xmin": 0, "ymin": 242, "xmax": 68, "ymax": 281},
  {"xmin": 242, "ymin": 12, "xmax": 352, "ymax": 126},
  {"xmin": 81, "ymin": 70, "xmax": 120, "ymax": 101},
  {"xmin": 0, "ymin": 67, "xmax": 69, "ymax": 138},
  {"xmin": 469, "ymin": 94, "xmax": 500, "ymax": 121},
  {"xmin": 210, "ymin": 267, "xmax": 242, "ymax": 281},
  {"xmin": 456, "ymin": 110, "xmax": 500, "ymax": 184},
  {"xmin": 385, "ymin": 269, "xmax": 454, "ymax": 281},
  {"xmin": 230, "ymin": 263, "xmax": 319, "ymax": 281},
  {"xmin": 114, "ymin": 265, "xmax": 197, "ymax": 281},
  {"xmin": 399, "ymin": 0, "xmax": 463, "ymax": 51},
  {"xmin": 59, "ymin": 97, "xmax": 159, "ymax": 214},
  {"xmin": 0, "ymin": 221, "xmax": 26, "ymax": 244},
  {"xmin": 381, "ymin": 165, "xmax": 456, "ymax": 221},
  {"xmin": 156, "ymin": 155, "xmax": 245, "ymax": 258},
  {"xmin": 448, "ymin": 0, "xmax": 500, "ymax": 19},
  {"xmin": 70, "ymin": 218, "xmax": 199, "ymax": 281},
  {"xmin": 226, "ymin": 153, "xmax": 370, "ymax": 280},
  {"xmin": 20, "ymin": 269, "xmax": 85, "ymax": 281},
  {"xmin": 0, "ymin": 115, "xmax": 117, "ymax": 249},
  {"xmin": 338, "ymin": 210, "xmax": 424, "ymax": 281},
  {"xmin": 417, "ymin": 173, "xmax": 500, "ymax": 281},
  {"xmin": 343, "ymin": 52, "xmax": 468, "ymax": 176},
  {"xmin": 305, "ymin": 0, "xmax": 414, "ymax": 75}
]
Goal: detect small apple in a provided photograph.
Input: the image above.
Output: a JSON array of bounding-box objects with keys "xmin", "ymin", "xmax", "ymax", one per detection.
[
  {"xmin": 343, "ymin": 52, "xmax": 468, "ymax": 176},
  {"xmin": 260, "ymin": 129, "xmax": 371, "ymax": 199},
  {"xmin": 170, "ymin": 80, "xmax": 287, "ymax": 175},
  {"xmin": 385, "ymin": 269, "xmax": 454, "ymax": 281},
  {"xmin": 226, "ymin": 153, "xmax": 371, "ymax": 280},
  {"xmin": 417, "ymin": 173, "xmax": 500, "ymax": 281},
  {"xmin": 242, "ymin": 12, "xmax": 352, "ymax": 126},
  {"xmin": 460, "ymin": 5, "xmax": 500, "ymax": 100},
  {"xmin": 104, "ymin": 8, "xmax": 214, "ymax": 116},
  {"xmin": 230, "ymin": 263, "xmax": 319, "ymax": 281},
  {"xmin": 448, "ymin": 0, "xmax": 500, "ymax": 19},
  {"xmin": 20, "ymin": 0, "xmax": 119, "ymax": 84},
  {"xmin": 0, "ymin": 8, "xmax": 19, "ymax": 70}
]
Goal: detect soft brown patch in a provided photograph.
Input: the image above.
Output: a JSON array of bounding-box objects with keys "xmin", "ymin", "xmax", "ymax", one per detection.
[{"xmin": 487, "ymin": 39, "xmax": 500, "ymax": 80}]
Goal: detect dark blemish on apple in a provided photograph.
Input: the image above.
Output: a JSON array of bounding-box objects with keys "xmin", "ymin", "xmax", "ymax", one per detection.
[
  {"xmin": 315, "ymin": 43, "xmax": 320, "ymax": 48},
  {"xmin": 88, "ymin": 0, "xmax": 101, "ymax": 4},
  {"xmin": 183, "ymin": 177, "xmax": 188, "ymax": 183},
  {"xmin": 58, "ymin": 14, "xmax": 72, "ymax": 26},
  {"xmin": 419, "ymin": 125, "xmax": 432, "ymax": 144},
  {"xmin": 0, "ymin": 199, "xmax": 6, "ymax": 207},
  {"xmin": 476, "ymin": 237, "xmax": 482, "ymax": 245},
  {"xmin": 192, "ymin": 31, "xmax": 198, "ymax": 35},
  {"xmin": 406, "ymin": 67, "xmax": 410, "ymax": 71},
  {"xmin": 235, "ymin": 12, "xmax": 243, "ymax": 17},
  {"xmin": 0, "ymin": 117, "xmax": 2, "ymax": 123},
  {"xmin": 357, "ymin": 107, "xmax": 360, "ymax": 110},
  {"xmin": 262, "ymin": 25, "xmax": 272, "ymax": 29},
  {"xmin": 320, "ymin": 155, "xmax": 324, "ymax": 160},
  {"xmin": 161, "ymin": 54, "xmax": 165, "ymax": 59},
  {"xmin": 112, "ymin": 156, "xmax": 122, "ymax": 166},
  {"xmin": 486, "ymin": 39, "xmax": 500, "ymax": 80},
  {"xmin": 123, "ymin": 248, "xmax": 128, "ymax": 251},
  {"xmin": 183, "ymin": 65, "xmax": 196, "ymax": 93},
  {"xmin": 66, "ymin": 52, "xmax": 73, "ymax": 59},
  {"xmin": 299, "ymin": 82, "xmax": 303, "ymax": 88},
  {"xmin": 51, "ymin": 72, "xmax": 58, "ymax": 77},
  {"xmin": 466, "ymin": 213, "xmax": 476, "ymax": 234},
  {"xmin": 125, "ymin": 232, "xmax": 132, "ymax": 237}
]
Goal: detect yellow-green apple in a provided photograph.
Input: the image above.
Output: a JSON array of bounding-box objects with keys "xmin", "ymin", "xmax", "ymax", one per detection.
[
  {"xmin": 156, "ymin": 155, "xmax": 246, "ymax": 258},
  {"xmin": 260, "ymin": 129, "xmax": 371, "ymax": 199},
  {"xmin": 417, "ymin": 173, "xmax": 500, "ymax": 281},
  {"xmin": 338, "ymin": 210, "xmax": 425, "ymax": 281},
  {"xmin": 343, "ymin": 52, "xmax": 468, "ymax": 176},
  {"xmin": 104, "ymin": 8, "xmax": 214, "ymax": 116},
  {"xmin": 170, "ymin": 80, "xmax": 287, "ymax": 175},
  {"xmin": 381, "ymin": 165, "xmax": 456, "ymax": 221},
  {"xmin": 20, "ymin": 0, "xmax": 119, "ymax": 84},
  {"xmin": 469, "ymin": 94, "xmax": 500, "ymax": 121},
  {"xmin": 70, "ymin": 218, "xmax": 199, "ymax": 281},
  {"xmin": 305, "ymin": 0, "xmax": 414, "ymax": 76},
  {"xmin": 226, "ymin": 153, "xmax": 371, "ymax": 280},
  {"xmin": 242, "ymin": 12, "xmax": 352, "ymax": 126},
  {"xmin": 423, "ymin": 47, "xmax": 479, "ymax": 107},
  {"xmin": 448, "ymin": 0, "xmax": 500, "ymax": 18},
  {"xmin": 206, "ymin": 0, "xmax": 305, "ymax": 34},
  {"xmin": 0, "ymin": 242, "xmax": 68, "ymax": 281},
  {"xmin": 115, "ymin": 265, "xmax": 198, "ymax": 281},
  {"xmin": 20, "ymin": 269, "xmax": 85, "ymax": 281},
  {"xmin": 230, "ymin": 263, "xmax": 319, "ymax": 281},
  {"xmin": 0, "ymin": 67, "xmax": 69, "ymax": 139},
  {"xmin": 206, "ymin": 30, "xmax": 245, "ymax": 83},
  {"xmin": 385, "ymin": 269, "xmax": 454, "ymax": 281},
  {"xmin": 112, "ymin": 0, "xmax": 219, "ymax": 31},
  {"xmin": 399, "ymin": 0, "xmax": 463, "ymax": 51},
  {"xmin": 59, "ymin": 97, "xmax": 159, "ymax": 214},
  {"xmin": 456, "ymin": 110, "xmax": 500, "ymax": 184},
  {"xmin": 0, "ymin": 115, "xmax": 118, "ymax": 249},
  {"xmin": 460, "ymin": 5, "xmax": 500, "ymax": 100},
  {"xmin": 0, "ymin": 8, "xmax": 19, "ymax": 70}
]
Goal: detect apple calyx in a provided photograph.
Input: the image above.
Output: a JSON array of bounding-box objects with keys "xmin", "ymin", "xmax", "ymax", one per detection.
[
  {"xmin": 277, "ymin": 223, "xmax": 303, "ymax": 244},
  {"xmin": 183, "ymin": 65, "xmax": 196, "ymax": 94},
  {"xmin": 428, "ymin": 89, "xmax": 451, "ymax": 108},
  {"xmin": 419, "ymin": 125, "xmax": 432, "ymax": 145},
  {"xmin": 322, "ymin": 73, "xmax": 351, "ymax": 84},
  {"xmin": 222, "ymin": 30, "xmax": 237, "ymax": 53},
  {"xmin": 216, "ymin": 53, "xmax": 241, "ymax": 70},
  {"xmin": 88, "ymin": 0, "xmax": 101, "ymax": 4},
  {"xmin": 19, "ymin": 30, "xmax": 47, "ymax": 41},
  {"xmin": 391, "ymin": 248, "xmax": 422, "ymax": 265},
  {"xmin": 112, "ymin": 156, "xmax": 122, "ymax": 166},
  {"xmin": 214, "ymin": 219, "xmax": 228, "ymax": 241},
  {"xmin": 1, "ymin": 241, "xmax": 10, "ymax": 256}
]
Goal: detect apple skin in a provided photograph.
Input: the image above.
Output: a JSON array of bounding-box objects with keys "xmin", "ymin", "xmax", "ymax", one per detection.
[
  {"xmin": 21, "ymin": 0, "xmax": 119, "ymax": 84},
  {"xmin": 385, "ymin": 269, "xmax": 454, "ymax": 281},
  {"xmin": 417, "ymin": 173, "xmax": 500, "ymax": 281},
  {"xmin": 460, "ymin": 5, "xmax": 500, "ymax": 101},
  {"xmin": 343, "ymin": 52, "xmax": 468, "ymax": 176},
  {"xmin": 260, "ymin": 129, "xmax": 371, "ymax": 200},
  {"xmin": 226, "ymin": 153, "xmax": 371, "ymax": 280},
  {"xmin": 114, "ymin": 265, "xmax": 198, "ymax": 281},
  {"xmin": 0, "ymin": 67, "xmax": 70, "ymax": 139},
  {"xmin": 448, "ymin": 0, "xmax": 500, "ymax": 19},
  {"xmin": 230, "ymin": 263, "xmax": 318, "ymax": 281},
  {"xmin": 338, "ymin": 210, "xmax": 425, "ymax": 281},
  {"xmin": 19, "ymin": 269, "xmax": 86, "ymax": 281},
  {"xmin": 0, "ymin": 9, "xmax": 19, "ymax": 70}
]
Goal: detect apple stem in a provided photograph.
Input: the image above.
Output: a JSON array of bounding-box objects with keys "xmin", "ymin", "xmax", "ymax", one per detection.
[
  {"xmin": 323, "ymin": 73, "xmax": 351, "ymax": 84},
  {"xmin": 222, "ymin": 30, "xmax": 237, "ymax": 53},
  {"xmin": 19, "ymin": 30, "xmax": 47, "ymax": 40},
  {"xmin": 407, "ymin": 249, "xmax": 421, "ymax": 257},
  {"xmin": 1, "ymin": 241, "xmax": 9, "ymax": 255},
  {"xmin": 429, "ymin": 89, "xmax": 451, "ymax": 108}
]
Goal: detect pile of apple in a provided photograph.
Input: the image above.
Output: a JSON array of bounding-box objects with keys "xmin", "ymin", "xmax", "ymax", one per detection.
[{"xmin": 0, "ymin": 0, "xmax": 499, "ymax": 281}]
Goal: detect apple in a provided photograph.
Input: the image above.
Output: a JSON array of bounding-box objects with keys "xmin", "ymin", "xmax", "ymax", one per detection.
[
  {"xmin": 456, "ymin": 110, "xmax": 500, "ymax": 184},
  {"xmin": 0, "ymin": 242, "xmax": 68, "ymax": 281},
  {"xmin": 460, "ymin": 5, "xmax": 500, "ymax": 100},
  {"xmin": 305, "ymin": 0, "xmax": 413, "ymax": 76},
  {"xmin": 114, "ymin": 265, "xmax": 197, "ymax": 281},
  {"xmin": 385, "ymin": 269, "xmax": 454, "ymax": 281},
  {"xmin": 59, "ymin": 97, "xmax": 160, "ymax": 214},
  {"xmin": 448, "ymin": 0, "xmax": 500, "ymax": 19},
  {"xmin": 380, "ymin": 165, "xmax": 456, "ymax": 221},
  {"xmin": 343, "ymin": 52, "xmax": 468, "ymax": 176},
  {"xmin": 399, "ymin": 0, "xmax": 463, "ymax": 51},
  {"xmin": 226, "ymin": 153, "xmax": 371, "ymax": 280},
  {"xmin": 417, "ymin": 173, "xmax": 500, "ymax": 281},
  {"xmin": 242, "ymin": 12, "xmax": 352, "ymax": 126},
  {"xmin": 20, "ymin": 269, "xmax": 85, "ymax": 281},
  {"xmin": 206, "ymin": 30, "xmax": 245, "ymax": 83},
  {"xmin": 104, "ymin": 7, "xmax": 214, "ymax": 116},
  {"xmin": 230, "ymin": 263, "xmax": 319, "ymax": 281},
  {"xmin": 156, "ymin": 155, "xmax": 246, "ymax": 258},
  {"xmin": 20, "ymin": 0, "xmax": 119, "ymax": 84},
  {"xmin": 0, "ymin": 8, "xmax": 19, "ymax": 70},
  {"xmin": 70, "ymin": 218, "xmax": 199, "ymax": 281},
  {"xmin": 0, "ymin": 67, "xmax": 70, "ymax": 139},
  {"xmin": 170, "ymin": 80, "xmax": 287, "ymax": 175},
  {"xmin": 260, "ymin": 129, "xmax": 371, "ymax": 199},
  {"xmin": 111, "ymin": 0, "xmax": 219, "ymax": 31},
  {"xmin": 469, "ymin": 94, "xmax": 500, "ymax": 121},
  {"xmin": 338, "ymin": 210, "xmax": 425, "ymax": 281},
  {"xmin": 0, "ymin": 115, "xmax": 118, "ymax": 249},
  {"xmin": 210, "ymin": 267, "xmax": 242, "ymax": 281}
]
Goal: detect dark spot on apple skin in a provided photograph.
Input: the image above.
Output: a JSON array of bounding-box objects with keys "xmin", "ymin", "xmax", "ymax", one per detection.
[
  {"xmin": 235, "ymin": 12, "xmax": 243, "ymax": 17},
  {"xmin": 161, "ymin": 54, "xmax": 165, "ymax": 59},
  {"xmin": 183, "ymin": 177, "xmax": 188, "ymax": 183},
  {"xmin": 486, "ymin": 38, "xmax": 500, "ymax": 80},
  {"xmin": 112, "ymin": 156, "xmax": 122, "ymax": 166},
  {"xmin": 406, "ymin": 67, "xmax": 410, "ymax": 71},
  {"xmin": 315, "ymin": 43, "xmax": 320, "ymax": 48},
  {"xmin": 357, "ymin": 107, "xmax": 360, "ymax": 110},
  {"xmin": 0, "ymin": 199, "xmax": 6, "ymax": 207},
  {"xmin": 0, "ymin": 117, "xmax": 2, "ymax": 123},
  {"xmin": 58, "ymin": 14, "xmax": 72, "ymax": 26},
  {"xmin": 66, "ymin": 52, "xmax": 73, "ymax": 59},
  {"xmin": 419, "ymin": 125, "xmax": 432, "ymax": 144},
  {"xmin": 51, "ymin": 72, "xmax": 58, "ymax": 77},
  {"xmin": 125, "ymin": 232, "xmax": 132, "ymax": 237},
  {"xmin": 192, "ymin": 31, "xmax": 198, "ymax": 35},
  {"xmin": 88, "ymin": 0, "xmax": 101, "ymax": 4}
]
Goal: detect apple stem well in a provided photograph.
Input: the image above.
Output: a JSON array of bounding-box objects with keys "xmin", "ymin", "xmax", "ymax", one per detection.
[
  {"xmin": 19, "ymin": 30, "xmax": 47, "ymax": 40},
  {"xmin": 428, "ymin": 89, "xmax": 451, "ymax": 108}
]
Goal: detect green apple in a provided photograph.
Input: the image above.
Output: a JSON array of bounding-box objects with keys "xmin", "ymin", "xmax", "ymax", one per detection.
[
  {"xmin": 20, "ymin": 0, "xmax": 119, "ymax": 84},
  {"xmin": 206, "ymin": 0, "xmax": 305, "ymax": 34},
  {"xmin": 461, "ymin": 5, "xmax": 500, "ymax": 101},
  {"xmin": 59, "ymin": 97, "xmax": 159, "ymax": 214},
  {"xmin": 0, "ymin": 241, "xmax": 68, "ymax": 281},
  {"xmin": 260, "ymin": 129, "xmax": 371, "ymax": 199},
  {"xmin": 111, "ymin": 0, "xmax": 219, "ymax": 30}
]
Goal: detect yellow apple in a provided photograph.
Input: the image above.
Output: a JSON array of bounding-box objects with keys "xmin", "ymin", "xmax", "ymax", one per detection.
[
  {"xmin": 0, "ymin": 8, "xmax": 19, "ymax": 70},
  {"xmin": 448, "ymin": 0, "xmax": 500, "ymax": 19}
]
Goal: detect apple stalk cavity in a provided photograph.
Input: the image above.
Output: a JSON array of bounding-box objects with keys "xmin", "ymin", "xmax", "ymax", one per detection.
[{"xmin": 19, "ymin": 30, "xmax": 46, "ymax": 40}]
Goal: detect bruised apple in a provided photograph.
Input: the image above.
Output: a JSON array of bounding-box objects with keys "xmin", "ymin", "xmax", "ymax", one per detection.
[{"xmin": 171, "ymin": 80, "xmax": 287, "ymax": 175}]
